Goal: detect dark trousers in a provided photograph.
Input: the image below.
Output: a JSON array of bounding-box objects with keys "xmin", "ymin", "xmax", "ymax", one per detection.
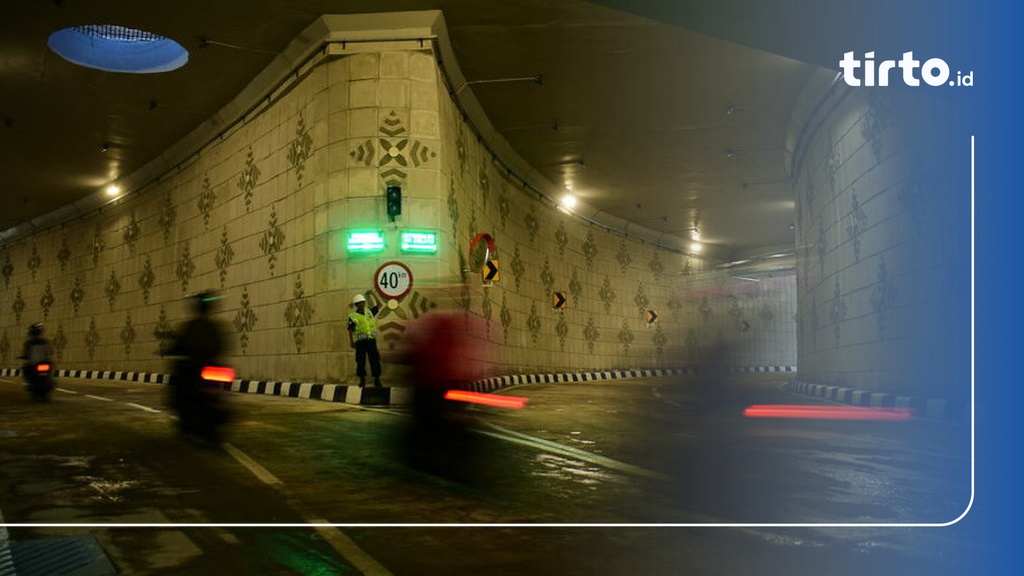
[{"xmin": 354, "ymin": 338, "xmax": 382, "ymax": 381}]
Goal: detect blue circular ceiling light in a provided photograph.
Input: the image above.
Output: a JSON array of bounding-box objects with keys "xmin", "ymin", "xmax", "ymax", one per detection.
[{"xmin": 48, "ymin": 25, "xmax": 188, "ymax": 73}]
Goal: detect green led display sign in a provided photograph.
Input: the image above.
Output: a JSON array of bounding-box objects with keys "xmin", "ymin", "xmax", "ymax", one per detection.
[
  {"xmin": 400, "ymin": 231, "xmax": 438, "ymax": 254},
  {"xmin": 347, "ymin": 231, "xmax": 385, "ymax": 253}
]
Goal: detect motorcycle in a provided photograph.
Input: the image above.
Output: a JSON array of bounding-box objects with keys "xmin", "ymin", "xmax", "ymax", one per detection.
[
  {"xmin": 168, "ymin": 360, "xmax": 234, "ymax": 444},
  {"xmin": 24, "ymin": 361, "xmax": 54, "ymax": 401}
]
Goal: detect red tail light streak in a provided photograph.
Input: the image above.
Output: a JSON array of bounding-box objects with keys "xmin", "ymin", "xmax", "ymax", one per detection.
[
  {"xmin": 201, "ymin": 366, "xmax": 235, "ymax": 383},
  {"xmin": 742, "ymin": 404, "xmax": 913, "ymax": 421},
  {"xmin": 444, "ymin": 390, "xmax": 529, "ymax": 409}
]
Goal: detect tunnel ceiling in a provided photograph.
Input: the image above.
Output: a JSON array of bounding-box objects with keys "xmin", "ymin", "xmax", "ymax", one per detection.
[{"xmin": 1, "ymin": 0, "xmax": 883, "ymax": 265}]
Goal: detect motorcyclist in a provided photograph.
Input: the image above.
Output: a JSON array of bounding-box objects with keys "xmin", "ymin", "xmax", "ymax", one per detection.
[
  {"xmin": 19, "ymin": 323, "xmax": 54, "ymax": 400},
  {"xmin": 165, "ymin": 290, "xmax": 230, "ymax": 443}
]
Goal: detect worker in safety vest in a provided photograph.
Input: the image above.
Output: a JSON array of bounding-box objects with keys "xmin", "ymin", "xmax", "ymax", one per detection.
[{"xmin": 347, "ymin": 292, "xmax": 382, "ymax": 387}]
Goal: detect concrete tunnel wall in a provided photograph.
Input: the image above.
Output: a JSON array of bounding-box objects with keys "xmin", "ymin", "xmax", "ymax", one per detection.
[
  {"xmin": 0, "ymin": 22, "xmax": 799, "ymax": 385},
  {"xmin": 787, "ymin": 70, "xmax": 971, "ymax": 401}
]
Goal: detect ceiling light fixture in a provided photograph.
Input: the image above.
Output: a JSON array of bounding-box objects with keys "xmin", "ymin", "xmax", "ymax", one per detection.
[
  {"xmin": 690, "ymin": 243, "xmax": 702, "ymax": 253},
  {"xmin": 48, "ymin": 24, "xmax": 189, "ymax": 73},
  {"xmin": 560, "ymin": 194, "xmax": 578, "ymax": 210},
  {"xmin": 105, "ymin": 184, "xmax": 121, "ymax": 197}
]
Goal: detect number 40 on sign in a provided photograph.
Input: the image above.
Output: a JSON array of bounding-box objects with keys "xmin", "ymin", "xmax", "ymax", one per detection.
[{"xmin": 375, "ymin": 261, "xmax": 413, "ymax": 300}]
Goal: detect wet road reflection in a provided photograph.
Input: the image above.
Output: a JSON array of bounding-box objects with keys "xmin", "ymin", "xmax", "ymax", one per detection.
[{"xmin": 0, "ymin": 373, "xmax": 978, "ymax": 574}]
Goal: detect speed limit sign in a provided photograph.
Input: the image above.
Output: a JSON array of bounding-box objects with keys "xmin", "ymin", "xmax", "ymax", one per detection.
[{"xmin": 374, "ymin": 261, "xmax": 413, "ymax": 300}]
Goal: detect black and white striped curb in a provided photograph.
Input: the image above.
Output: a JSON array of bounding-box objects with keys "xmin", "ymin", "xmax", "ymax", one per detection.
[
  {"xmin": 785, "ymin": 379, "xmax": 970, "ymax": 423},
  {"xmin": 2, "ymin": 365, "xmax": 798, "ymax": 407}
]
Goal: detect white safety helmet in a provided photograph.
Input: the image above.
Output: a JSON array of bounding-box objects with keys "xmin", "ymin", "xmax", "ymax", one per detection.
[{"xmin": 351, "ymin": 293, "xmax": 366, "ymax": 305}]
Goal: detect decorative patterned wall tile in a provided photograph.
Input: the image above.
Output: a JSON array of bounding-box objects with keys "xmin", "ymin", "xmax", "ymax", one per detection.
[
  {"xmin": 648, "ymin": 251, "xmax": 664, "ymax": 281},
  {"xmin": 526, "ymin": 303, "xmax": 541, "ymax": 344},
  {"xmin": 85, "ymin": 317, "xmax": 99, "ymax": 360},
  {"xmin": 138, "ymin": 256, "xmax": 155, "ymax": 305},
  {"xmin": 121, "ymin": 313, "xmax": 136, "ymax": 357},
  {"xmin": 478, "ymin": 164, "xmax": 491, "ymax": 209},
  {"xmin": 123, "ymin": 213, "xmax": 140, "ymax": 256},
  {"xmin": 481, "ymin": 288, "xmax": 493, "ymax": 338},
  {"xmin": 500, "ymin": 293, "xmax": 512, "ymax": 342},
  {"xmin": 259, "ymin": 205, "xmax": 285, "ymax": 276},
  {"xmin": 540, "ymin": 258, "xmax": 555, "ymax": 295},
  {"xmin": 91, "ymin": 225, "xmax": 105, "ymax": 267},
  {"xmin": 447, "ymin": 177, "xmax": 460, "ymax": 239},
  {"xmin": 4, "ymin": 251, "xmax": 16, "ymax": 288},
  {"xmin": 497, "ymin": 182, "xmax": 511, "ymax": 230},
  {"xmin": 862, "ymin": 91, "xmax": 894, "ymax": 163},
  {"xmin": 826, "ymin": 132, "xmax": 841, "ymax": 194},
  {"xmin": 509, "ymin": 245, "xmax": 524, "ymax": 293},
  {"xmin": 233, "ymin": 287, "xmax": 257, "ymax": 354},
  {"xmin": 57, "ymin": 237, "xmax": 71, "ymax": 274},
  {"xmin": 159, "ymin": 194, "xmax": 177, "ymax": 242},
  {"xmin": 652, "ymin": 324, "xmax": 667, "ymax": 359},
  {"xmin": 598, "ymin": 276, "xmax": 616, "ymax": 313},
  {"xmin": 104, "ymin": 269, "xmax": 121, "ymax": 311},
  {"xmin": 846, "ymin": 192, "xmax": 868, "ymax": 262},
  {"xmin": 617, "ymin": 319, "xmax": 634, "ymax": 354},
  {"xmin": 11, "ymin": 288, "xmax": 24, "ymax": 325},
  {"xmin": 568, "ymin": 268, "xmax": 582, "ymax": 301},
  {"xmin": 284, "ymin": 274, "xmax": 314, "ymax": 352},
  {"xmin": 52, "ymin": 322, "xmax": 66, "ymax": 362},
  {"xmin": 616, "ymin": 240, "xmax": 632, "ymax": 274},
  {"xmin": 555, "ymin": 312, "xmax": 568, "ymax": 351},
  {"xmin": 238, "ymin": 146, "xmax": 261, "ymax": 212},
  {"xmin": 870, "ymin": 256, "xmax": 898, "ymax": 340},
  {"xmin": 197, "ymin": 176, "xmax": 216, "ymax": 229},
  {"xmin": 583, "ymin": 315, "xmax": 599, "ymax": 355},
  {"xmin": 215, "ymin": 228, "xmax": 234, "ymax": 288},
  {"xmin": 288, "ymin": 113, "xmax": 313, "ymax": 184},
  {"xmin": 829, "ymin": 278, "xmax": 847, "ymax": 346},
  {"xmin": 582, "ymin": 231, "xmax": 597, "ymax": 269},
  {"xmin": 176, "ymin": 242, "xmax": 195, "ymax": 294},
  {"xmin": 40, "ymin": 281, "xmax": 54, "ymax": 320},
  {"xmin": 524, "ymin": 207, "xmax": 539, "ymax": 244},
  {"xmin": 554, "ymin": 220, "xmax": 568, "ymax": 256},
  {"xmin": 633, "ymin": 282, "xmax": 649, "ymax": 312},
  {"xmin": 153, "ymin": 306, "xmax": 171, "ymax": 355},
  {"xmin": 70, "ymin": 274, "xmax": 84, "ymax": 315},
  {"xmin": 699, "ymin": 296, "xmax": 712, "ymax": 324},
  {"xmin": 27, "ymin": 245, "xmax": 41, "ymax": 280}
]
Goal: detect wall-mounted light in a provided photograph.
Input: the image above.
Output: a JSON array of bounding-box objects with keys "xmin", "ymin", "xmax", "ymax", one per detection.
[
  {"xmin": 400, "ymin": 231, "xmax": 438, "ymax": 254},
  {"xmin": 347, "ymin": 230, "xmax": 385, "ymax": 253},
  {"xmin": 690, "ymin": 243, "xmax": 702, "ymax": 253},
  {"xmin": 105, "ymin": 184, "xmax": 121, "ymax": 197},
  {"xmin": 560, "ymin": 194, "xmax": 577, "ymax": 210}
]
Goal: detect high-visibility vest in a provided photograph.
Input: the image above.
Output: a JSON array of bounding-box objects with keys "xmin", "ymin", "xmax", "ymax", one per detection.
[{"xmin": 349, "ymin": 310, "xmax": 377, "ymax": 340}]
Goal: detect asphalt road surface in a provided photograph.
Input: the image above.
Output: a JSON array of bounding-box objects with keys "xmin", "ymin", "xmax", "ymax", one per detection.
[{"xmin": 0, "ymin": 373, "xmax": 980, "ymax": 575}]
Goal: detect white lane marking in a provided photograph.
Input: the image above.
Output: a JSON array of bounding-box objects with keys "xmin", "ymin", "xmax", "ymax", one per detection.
[
  {"xmin": 307, "ymin": 519, "xmax": 395, "ymax": 576},
  {"xmin": 481, "ymin": 422, "xmax": 670, "ymax": 481},
  {"xmin": 125, "ymin": 402, "xmax": 161, "ymax": 413},
  {"xmin": 57, "ymin": 388, "xmax": 79, "ymax": 394},
  {"xmin": 221, "ymin": 443, "xmax": 393, "ymax": 576},
  {"xmin": 221, "ymin": 443, "xmax": 284, "ymax": 488},
  {"xmin": 85, "ymin": 394, "xmax": 115, "ymax": 402}
]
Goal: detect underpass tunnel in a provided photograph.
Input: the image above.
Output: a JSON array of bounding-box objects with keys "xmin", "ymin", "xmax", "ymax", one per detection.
[{"xmin": 0, "ymin": 6, "xmax": 969, "ymax": 416}]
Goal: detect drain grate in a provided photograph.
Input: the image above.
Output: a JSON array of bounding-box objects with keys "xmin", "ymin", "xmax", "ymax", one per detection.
[{"xmin": 7, "ymin": 535, "xmax": 115, "ymax": 576}]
